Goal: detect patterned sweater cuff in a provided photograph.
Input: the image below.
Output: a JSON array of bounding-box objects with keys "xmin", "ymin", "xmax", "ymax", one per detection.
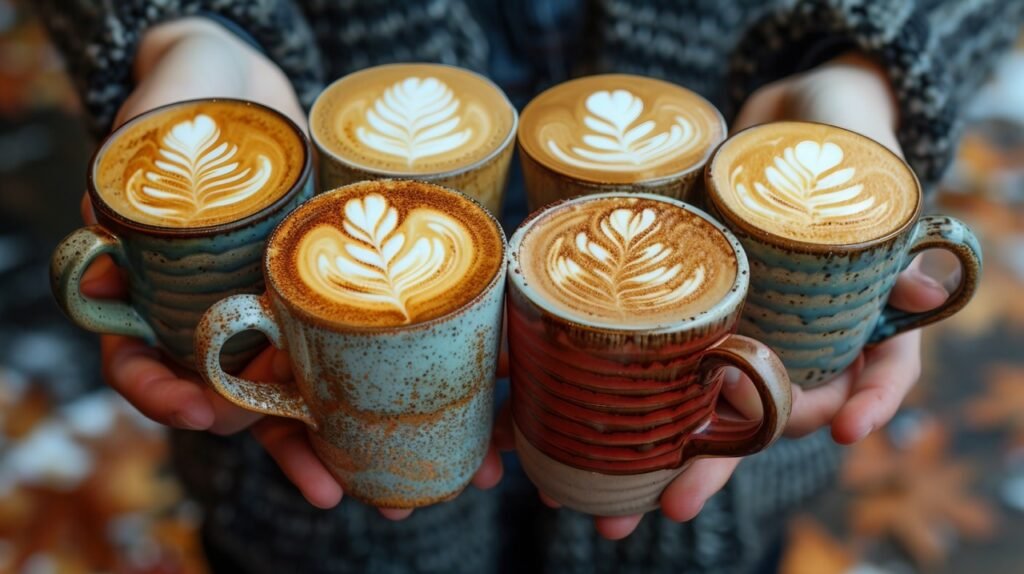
[
  {"xmin": 726, "ymin": 0, "xmax": 1020, "ymax": 189},
  {"xmin": 37, "ymin": 1, "xmax": 323, "ymax": 135}
]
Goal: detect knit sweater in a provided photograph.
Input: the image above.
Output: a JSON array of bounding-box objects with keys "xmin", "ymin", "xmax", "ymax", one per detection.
[{"xmin": 35, "ymin": 1, "xmax": 1022, "ymax": 572}]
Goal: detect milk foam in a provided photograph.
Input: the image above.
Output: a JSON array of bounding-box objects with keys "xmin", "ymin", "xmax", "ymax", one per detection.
[
  {"xmin": 710, "ymin": 122, "xmax": 918, "ymax": 245},
  {"xmin": 519, "ymin": 75, "xmax": 725, "ymax": 184},
  {"xmin": 518, "ymin": 196, "xmax": 737, "ymax": 326}
]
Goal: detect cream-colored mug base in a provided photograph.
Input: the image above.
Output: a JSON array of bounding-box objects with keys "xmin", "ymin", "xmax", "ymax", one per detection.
[{"xmin": 514, "ymin": 423, "xmax": 687, "ymax": 516}]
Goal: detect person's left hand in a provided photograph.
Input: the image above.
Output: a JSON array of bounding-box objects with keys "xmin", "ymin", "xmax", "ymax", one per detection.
[{"xmin": 501, "ymin": 52, "xmax": 951, "ymax": 540}]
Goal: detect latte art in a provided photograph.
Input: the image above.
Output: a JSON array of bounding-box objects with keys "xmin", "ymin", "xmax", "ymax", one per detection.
[
  {"xmin": 95, "ymin": 100, "xmax": 305, "ymax": 228},
  {"xmin": 269, "ymin": 180, "xmax": 504, "ymax": 328},
  {"xmin": 311, "ymin": 64, "xmax": 514, "ymax": 175},
  {"xmin": 517, "ymin": 196, "xmax": 737, "ymax": 327},
  {"xmin": 519, "ymin": 75, "xmax": 725, "ymax": 184},
  {"xmin": 299, "ymin": 193, "xmax": 472, "ymax": 323},
  {"xmin": 709, "ymin": 122, "xmax": 919, "ymax": 245},
  {"xmin": 547, "ymin": 90, "xmax": 699, "ymax": 172}
]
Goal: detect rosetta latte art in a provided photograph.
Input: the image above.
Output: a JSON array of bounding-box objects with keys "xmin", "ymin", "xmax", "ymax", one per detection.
[
  {"xmin": 125, "ymin": 114, "xmax": 272, "ymax": 225},
  {"xmin": 547, "ymin": 89, "xmax": 700, "ymax": 172},
  {"xmin": 546, "ymin": 207, "xmax": 705, "ymax": 316},
  {"xmin": 299, "ymin": 193, "xmax": 473, "ymax": 323},
  {"xmin": 731, "ymin": 140, "xmax": 889, "ymax": 226},
  {"xmin": 356, "ymin": 77, "xmax": 473, "ymax": 167}
]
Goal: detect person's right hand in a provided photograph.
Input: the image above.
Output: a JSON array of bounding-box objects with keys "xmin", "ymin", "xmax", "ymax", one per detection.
[{"xmin": 79, "ymin": 18, "xmax": 504, "ymax": 517}]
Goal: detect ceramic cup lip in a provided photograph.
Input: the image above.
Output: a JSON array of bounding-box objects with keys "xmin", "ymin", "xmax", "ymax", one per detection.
[
  {"xmin": 507, "ymin": 192, "xmax": 749, "ymax": 335},
  {"xmin": 310, "ymin": 62, "xmax": 519, "ymax": 180},
  {"xmin": 704, "ymin": 120, "xmax": 923, "ymax": 255},
  {"xmin": 264, "ymin": 179, "xmax": 509, "ymax": 334},
  {"xmin": 517, "ymin": 73, "xmax": 727, "ymax": 187},
  {"xmin": 86, "ymin": 98, "xmax": 313, "ymax": 239}
]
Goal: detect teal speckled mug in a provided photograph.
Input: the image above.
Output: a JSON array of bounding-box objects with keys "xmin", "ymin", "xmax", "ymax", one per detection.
[
  {"xmin": 195, "ymin": 180, "xmax": 507, "ymax": 508},
  {"xmin": 50, "ymin": 99, "xmax": 313, "ymax": 372},
  {"xmin": 705, "ymin": 121, "xmax": 982, "ymax": 387}
]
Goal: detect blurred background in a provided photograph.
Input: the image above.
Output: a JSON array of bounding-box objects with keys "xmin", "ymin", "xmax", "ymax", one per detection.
[{"xmin": 0, "ymin": 0, "xmax": 1021, "ymax": 572}]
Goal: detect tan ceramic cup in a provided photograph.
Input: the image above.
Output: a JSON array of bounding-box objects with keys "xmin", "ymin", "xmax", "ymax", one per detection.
[
  {"xmin": 309, "ymin": 63, "xmax": 517, "ymax": 216},
  {"xmin": 517, "ymin": 74, "xmax": 726, "ymax": 211}
]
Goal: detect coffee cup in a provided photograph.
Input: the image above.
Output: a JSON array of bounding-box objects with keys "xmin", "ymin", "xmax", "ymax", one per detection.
[
  {"xmin": 517, "ymin": 74, "xmax": 726, "ymax": 211},
  {"xmin": 704, "ymin": 121, "xmax": 982, "ymax": 386},
  {"xmin": 506, "ymin": 192, "xmax": 791, "ymax": 516},
  {"xmin": 309, "ymin": 63, "xmax": 517, "ymax": 217},
  {"xmin": 50, "ymin": 99, "xmax": 313, "ymax": 371},
  {"xmin": 195, "ymin": 179, "xmax": 507, "ymax": 508}
]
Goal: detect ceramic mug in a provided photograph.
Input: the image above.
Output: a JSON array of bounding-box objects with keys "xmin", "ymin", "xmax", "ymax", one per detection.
[
  {"xmin": 50, "ymin": 99, "xmax": 314, "ymax": 372},
  {"xmin": 194, "ymin": 182, "xmax": 508, "ymax": 508},
  {"xmin": 506, "ymin": 192, "xmax": 792, "ymax": 516},
  {"xmin": 704, "ymin": 122, "xmax": 983, "ymax": 387}
]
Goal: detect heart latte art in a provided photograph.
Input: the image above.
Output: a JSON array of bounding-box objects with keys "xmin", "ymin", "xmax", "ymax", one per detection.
[
  {"xmin": 519, "ymin": 75, "xmax": 725, "ymax": 184},
  {"xmin": 95, "ymin": 101, "xmax": 305, "ymax": 228},
  {"xmin": 311, "ymin": 64, "xmax": 514, "ymax": 174},
  {"xmin": 709, "ymin": 122, "xmax": 918, "ymax": 245},
  {"xmin": 518, "ymin": 196, "xmax": 737, "ymax": 327},
  {"xmin": 269, "ymin": 180, "xmax": 504, "ymax": 328}
]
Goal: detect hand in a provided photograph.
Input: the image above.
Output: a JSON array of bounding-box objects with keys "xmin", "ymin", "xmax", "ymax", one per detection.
[{"xmin": 79, "ymin": 18, "xmax": 505, "ymax": 516}]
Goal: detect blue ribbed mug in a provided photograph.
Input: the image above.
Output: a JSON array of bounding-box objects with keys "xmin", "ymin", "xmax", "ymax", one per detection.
[
  {"xmin": 705, "ymin": 122, "xmax": 982, "ymax": 387},
  {"xmin": 50, "ymin": 99, "xmax": 313, "ymax": 372},
  {"xmin": 194, "ymin": 180, "xmax": 507, "ymax": 508}
]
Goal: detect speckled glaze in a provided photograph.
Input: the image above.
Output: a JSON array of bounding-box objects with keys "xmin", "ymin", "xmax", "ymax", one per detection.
[
  {"xmin": 49, "ymin": 99, "xmax": 313, "ymax": 372},
  {"xmin": 506, "ymin": 193, "xmax": 791, "ymax": 516},
  {"xmin": 705, "ymin": 146, "xmax": 983, "ymax": 387},
  {"xmin": 195, "ymin": 186, "xmax": 507, "ymax": 508}
]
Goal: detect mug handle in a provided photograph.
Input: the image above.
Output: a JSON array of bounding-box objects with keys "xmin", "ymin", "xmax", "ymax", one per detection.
[
  {"xmin": 50, "ymin": 226, "xmax": 156, "ymax": 343},
  {"xmin": 195, "ymin": 294, "xmax": 316, "ymax": 428},
  {"xmin": 868, "ymin": 215, "xmax": 982, "ymax": 344},
  {"xmin": 683, "ymin": 335, "xmax": 792, "ymax": 458}
]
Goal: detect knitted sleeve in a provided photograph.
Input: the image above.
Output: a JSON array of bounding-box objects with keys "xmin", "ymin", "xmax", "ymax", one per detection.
[
  {"xmin": 31, "ymin": 0, "xmax": 324, "ymax": 134},
  {"xmin": 728, "ymin": 0, "xmax": 1024, "ymax": 188}
]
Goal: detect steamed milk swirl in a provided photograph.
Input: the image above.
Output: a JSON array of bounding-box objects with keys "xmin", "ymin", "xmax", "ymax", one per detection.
[
  {"xmin": 311, "ymin": 64, "xmax": 515, "ymax": 174},
  {"xmin": 518, "ymin": 196, "xmax": 737, "ymax": 327},
  {"xmin": 269, "ymin": 180, "xmax": 503, "ymax": 328},
  {"xmin": 518, "ymin": 74, "xmax": 725, "ymax": 183},
  {"xmin": 709, "ymin": 122, "xmax": 918, "ymax": 245},
  {"xmin": 95, "ymin": 101, "xmax": 304, "ymax": 228}
]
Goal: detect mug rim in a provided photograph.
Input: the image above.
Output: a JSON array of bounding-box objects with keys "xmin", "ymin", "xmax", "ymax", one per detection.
[
  {"xmin": 86, "ymin": 98, "xmax": 313, "ymax": 238},
  {"xmin": 703, "ymin": 120, "xmax": 924, "ymax": 254},
  {"xmin": 516, "ymin": 73, "xmax": 728, "ymax": 186},
  {"xmin": 263, "ymin": 179, "xmax": 509, "ymax": 334},
  {"xmin": 309, "ymin": 62, "xmax": 519, "ymax": 180},
  {"xmin": 506, "ymin": 191, "xmax": 750, "ymax": 335}
]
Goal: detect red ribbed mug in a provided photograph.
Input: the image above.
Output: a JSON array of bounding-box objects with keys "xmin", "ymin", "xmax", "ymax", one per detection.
[{"xmin": 507, "ymin": 192, "xmax": 792, "ymax": 516}]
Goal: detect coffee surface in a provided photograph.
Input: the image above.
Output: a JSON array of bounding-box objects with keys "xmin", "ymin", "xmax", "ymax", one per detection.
[
  {"xmin": 95, "ymin": 100, "xmax": 304, "ymax": 228},
  {"xmin": 311, "ymin": 64, "xmax": 514, "ymax": 175},
  {"xmin": 518, "ymin": 74, "xmax": 725, "ymax": 184},
  {"xmin": 269, "ymin": 180, "xmax": 503, "ymax": 328},
  {"xmin": 709, "ymin": 122, "xmax": 919, "ymax": 245},
  {"xmin": 517, "ymin": 196, "xmax": 737, "ymax": 327}
]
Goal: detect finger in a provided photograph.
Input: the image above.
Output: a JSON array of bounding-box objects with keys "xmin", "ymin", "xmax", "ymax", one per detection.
[
  {"xmin": 660, "ymin": 457, "xmax": 741, "ymax": 522},
  {"xmin": 719, "ymin": 368, "xmax": 762, "ymax": 420},
  {"xmin": 204, "ymin": 344, "xmax": 285, "ymax": 435},
  {"xmin": 783, "ymin": 356, "xmax": 862, "ymax": 438},
  {"xmin": 538, "ymin": 491, "xmax": 562, "ymax": 509},
  {"xmin": 102, "ymin": 335, "xmax": 214, "ymax": 430},
  {"xmin": 888, "ymin": 263, "xmax": 949, "ymax": 313},
  {"xmin": 831, "ymin": 330, "xmax": 921, "ymax": 445},
  {"xmin": 80, "ymin": 256, "xmax": 127, "ymax": 299},
  {"xmin": 731, "ymin": 82, "xmax": 789, "ymax": 132},
  {"xmin": 470, "ymin": 443, "xmax": 504, "ymax": 490},
  {"xmin": 251, "ymin": 418, "xmax": 343, "ymax": 509},
  {"xmin": 594, "ymin": 514, "xmax": 643, "ymax": 541},
  {"xmin": 493, "ymin": 403, "xmax": 515, "ymax": 452},
  {"xmin": 379, "ymin": 508, "xmax": 414, "ymax": 521}
]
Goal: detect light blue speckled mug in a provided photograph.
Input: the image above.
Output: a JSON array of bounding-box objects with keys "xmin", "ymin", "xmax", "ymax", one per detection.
[
  {"xmin": 705, "ymin": 122, "xmax": 982, "ymax": 387},
  {"xmin": 50, "ymin": 99, "xmax": 314, "ymax": 372},
  {"xmin": 195, "ymin": 180, "xmax": 507, "ymax": 508}
]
